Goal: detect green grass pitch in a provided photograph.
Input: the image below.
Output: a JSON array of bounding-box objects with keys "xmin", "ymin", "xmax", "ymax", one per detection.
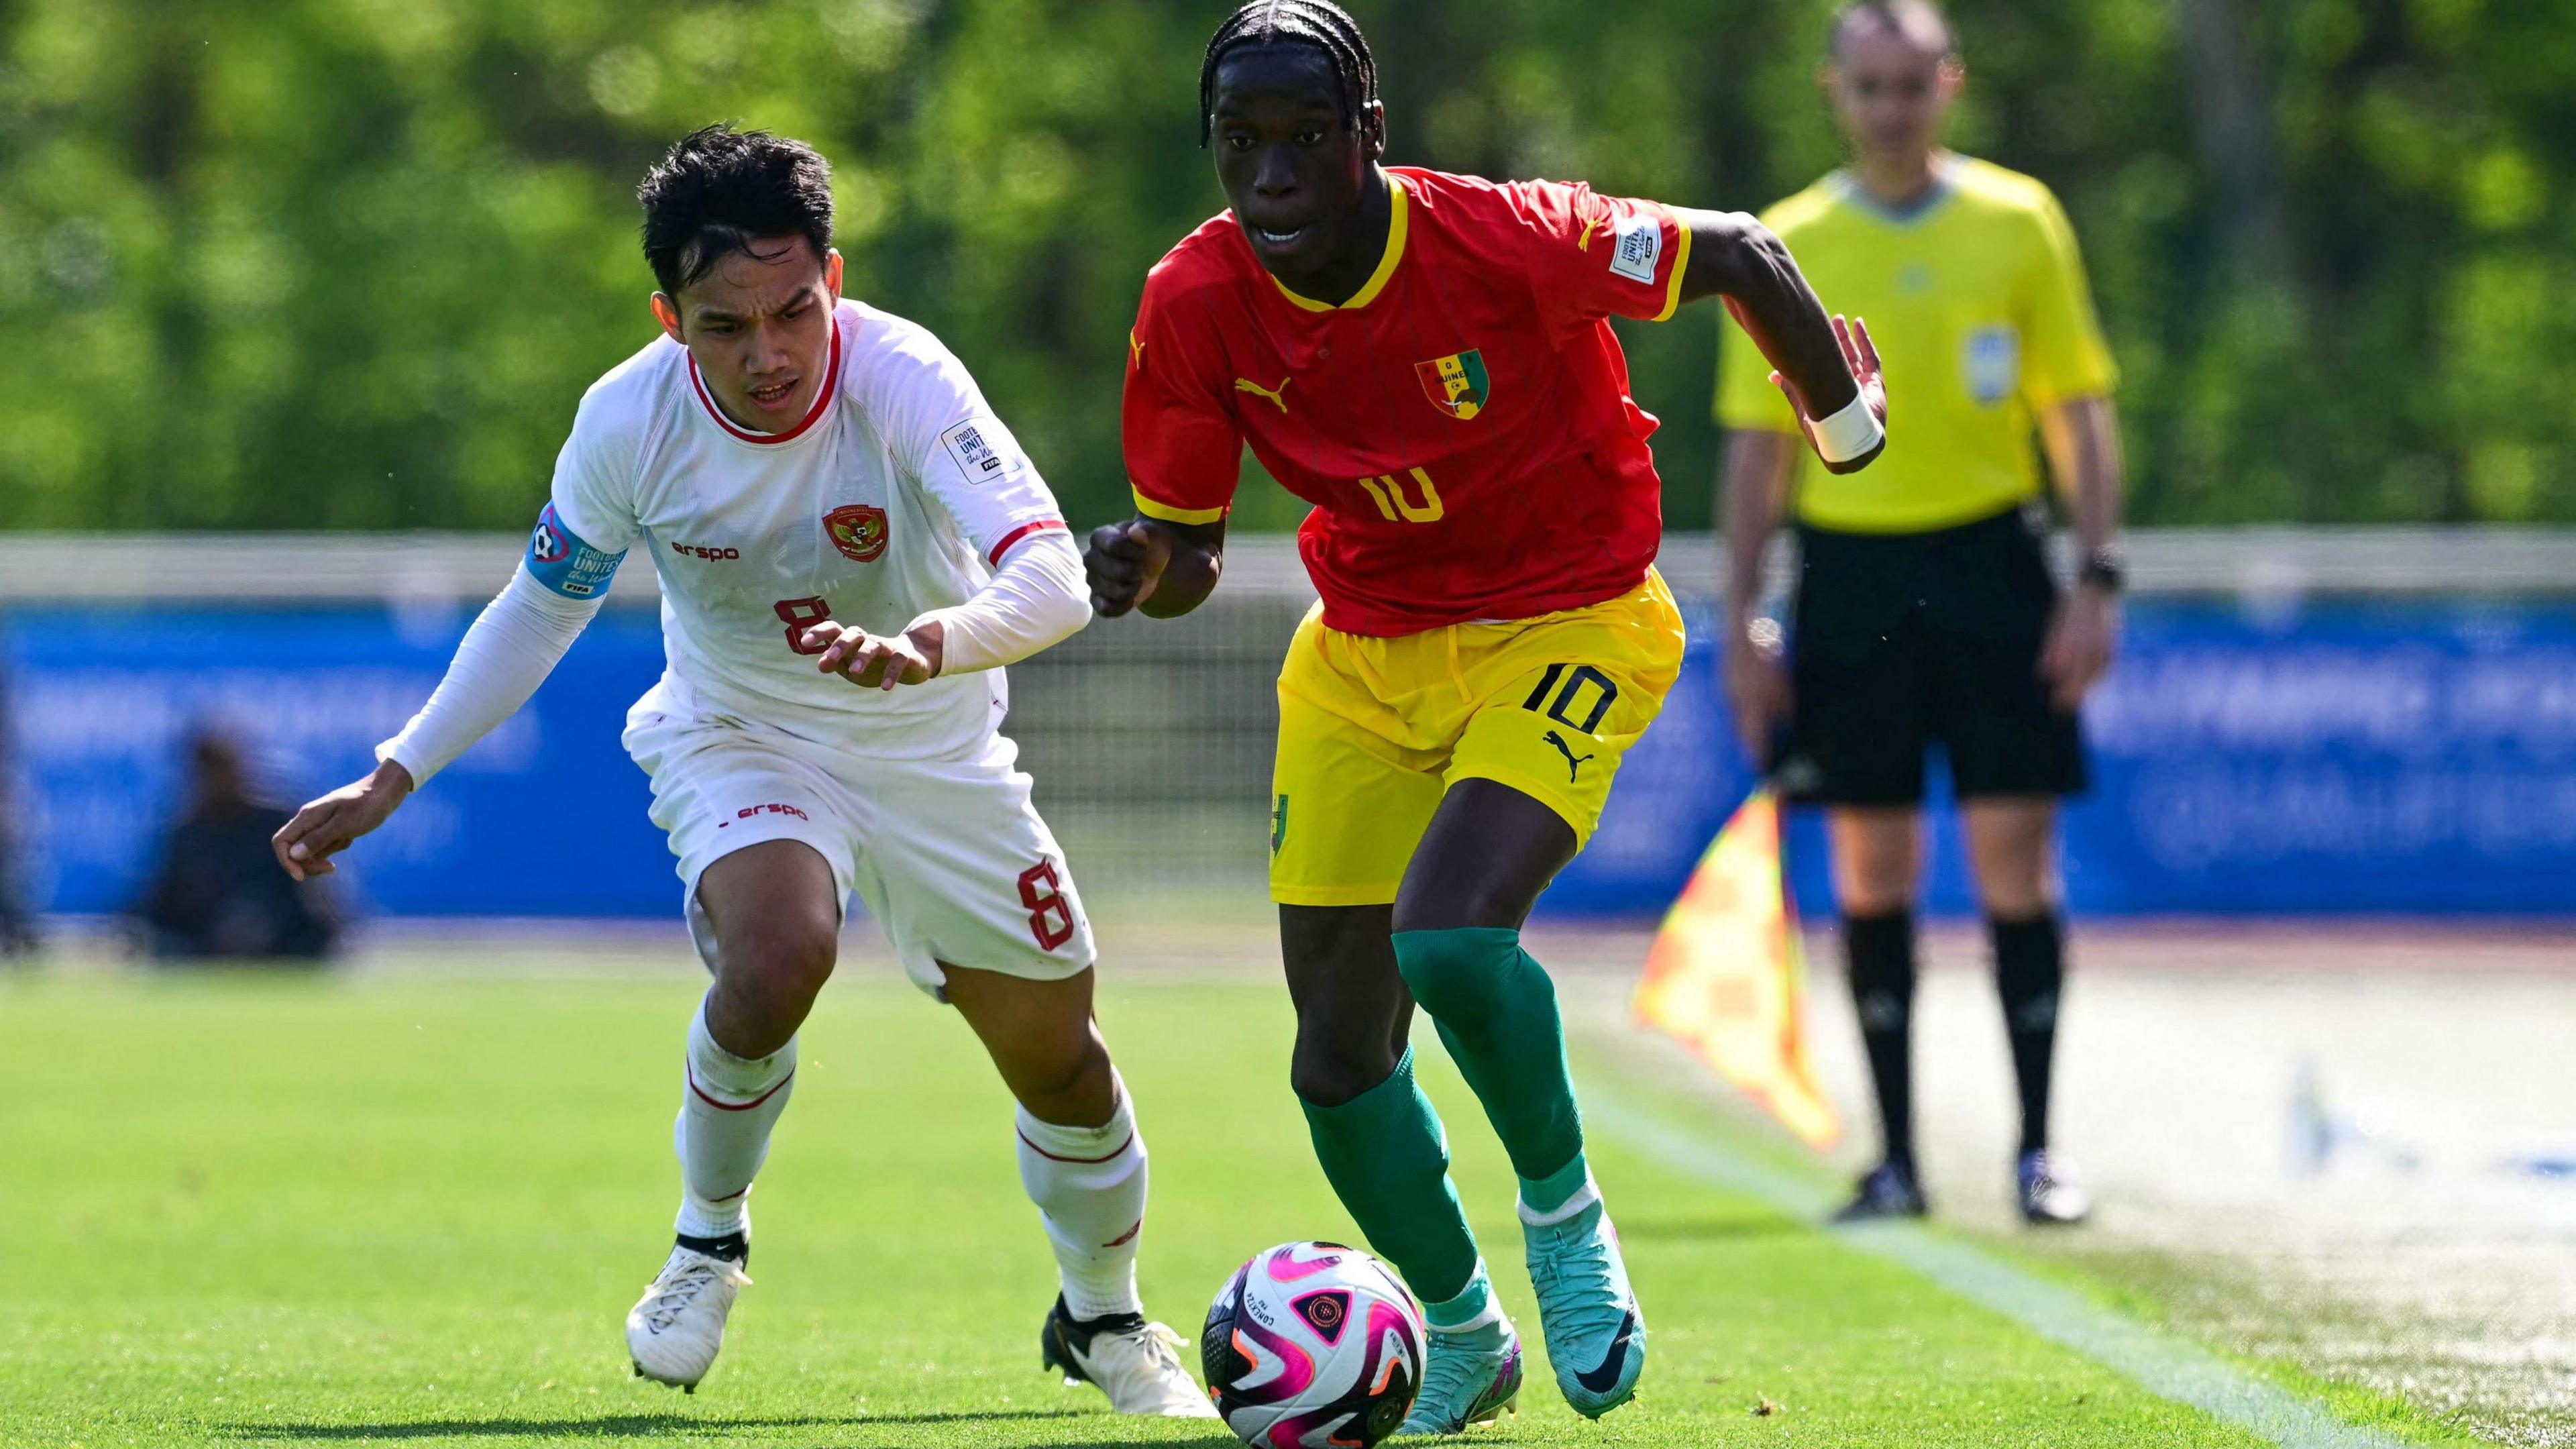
[{"xmin": 0, "ymin": 965, "xmax": 2443, "ymax": 1447}]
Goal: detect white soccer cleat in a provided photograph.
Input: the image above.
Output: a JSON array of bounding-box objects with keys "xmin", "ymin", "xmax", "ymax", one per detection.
[
  {"xmin": 1040, "ymin": 1297, "xmax": 1222, "ymax": 1418},
  {"xmin": 2017, "ymin": 1149, "xmax": 2094, "ymax": 1226},
  {"xmin": 625, "ymin": 1245, "xmax": 749, "ymax": 1391}
]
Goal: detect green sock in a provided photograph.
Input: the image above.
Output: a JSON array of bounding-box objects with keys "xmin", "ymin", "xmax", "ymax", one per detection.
[
  {"xmin": 1519, "ymin": 1150, "xmax": 1593, "ymax": 1216},
  {"xmin": 1393, "ymin": 926, "xmax": 1587, "ymax": 1190},
  {"xmin": 1421, "ymin": 1262, "xmax": 1506, "ymax": 1346},
  {"xmin": 1299, "ymin": 1046, "xmax": 1481, "ymax": 1305}
]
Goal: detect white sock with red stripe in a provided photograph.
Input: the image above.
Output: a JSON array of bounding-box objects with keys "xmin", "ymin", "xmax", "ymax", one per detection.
[
  {"xmin": 1015, "ymin": 1079, "xmax": 1147, "ymax": 1322},
  {"xmin": 672, "ymin": 998, "xmax": 797, "ymax": 1241}
]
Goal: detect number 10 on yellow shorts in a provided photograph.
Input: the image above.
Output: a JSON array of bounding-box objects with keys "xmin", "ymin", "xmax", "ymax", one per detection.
[{"xmin": 1268, "ymin": 573, "xmax": 1686, "ymax": 908}]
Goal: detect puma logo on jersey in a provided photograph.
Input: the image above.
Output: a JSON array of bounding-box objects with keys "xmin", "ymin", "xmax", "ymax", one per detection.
[
  {"xmin": 1234, "ymin": 375, "xmax": 1292, "ymax": 414},
  {"xmin": 1577, "ymin": 215, "xmax": 1602, "ymax": 252},
  {"xmin": 1544, "ymin": 729, "xmax": 1597, "ymax": 782}
]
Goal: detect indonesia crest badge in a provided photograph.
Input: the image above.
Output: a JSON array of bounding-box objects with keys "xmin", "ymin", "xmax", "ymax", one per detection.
[
  {"xmin": 1415, "ymin": 350, "xmax": 1490, "ymax": 421},
  {"xmin": 824, "ymin": 504, "xmax": 889, "ymax": 562}
]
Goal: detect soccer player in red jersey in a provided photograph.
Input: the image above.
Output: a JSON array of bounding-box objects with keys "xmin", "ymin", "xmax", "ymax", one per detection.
[{"xmin": 1087, "ymin": 3, "xmax": 1886, "ymax": 1429}]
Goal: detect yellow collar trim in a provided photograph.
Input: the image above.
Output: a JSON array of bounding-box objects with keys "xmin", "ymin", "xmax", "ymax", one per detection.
[{"xmin": 1270, "ymin": 174, "xmax": 1409, "ymax": 313}]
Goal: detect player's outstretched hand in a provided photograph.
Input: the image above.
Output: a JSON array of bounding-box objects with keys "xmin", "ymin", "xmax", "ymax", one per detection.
[
  {"xmin": 806, "ymin": 621, "xmax": 940, "ymax": 690},
  {"xmin": 1084, "ymin": 521, "xmax": 1171, "ymax": 618},
  {"xmin": 1756, "ymin": 312, "xmax": 1887, "ymax": 476},
  {"xmin": 272, "ymin": 759, "xmax": 414, "ymax": 881},
  {"xmin": 1836, "ymin": 314, "xmax": 1886, "ymax": 423}
]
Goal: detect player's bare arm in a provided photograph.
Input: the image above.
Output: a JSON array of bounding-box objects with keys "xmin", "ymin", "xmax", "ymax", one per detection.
[
  {"xmin": 272, "ymin": 758, "xmax": 415, "ymax": 881},
  {"xmin": 1676, "ymin": 210, "xmax": 1888, "ymax": 475},
  {"xmin": 1717, "ymin": 429, "xmax": 1803, "ymax": 759},
  {"xmin": 2037, "ymin": 394, "xmax": 2126, "ymax": 709},
  {"xmin": 1085, "ymin": 517, "xmax": 1225, "ymax": 619}
]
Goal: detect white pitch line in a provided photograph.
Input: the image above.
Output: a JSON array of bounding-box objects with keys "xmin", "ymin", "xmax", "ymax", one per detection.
[{"xmin": 1587, "ymin": 1093, "xmax": 2416, "ymax": 1449}]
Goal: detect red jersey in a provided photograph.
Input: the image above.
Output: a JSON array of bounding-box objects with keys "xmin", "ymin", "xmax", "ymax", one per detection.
[{"xmin": 1122, "ymin": 166, "xmax": 1692, "ymax": 636}]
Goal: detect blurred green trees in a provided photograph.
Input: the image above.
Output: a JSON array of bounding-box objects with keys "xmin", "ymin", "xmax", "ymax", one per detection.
[{"xmin": 3, "ymin": 0, "xmax": 2571, "ymax": 532}]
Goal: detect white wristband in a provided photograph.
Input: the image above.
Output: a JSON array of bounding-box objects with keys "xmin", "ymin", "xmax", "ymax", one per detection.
[{"xmin": 1809, "ymin": 388, "xmax": 1884, "ymax": 464}]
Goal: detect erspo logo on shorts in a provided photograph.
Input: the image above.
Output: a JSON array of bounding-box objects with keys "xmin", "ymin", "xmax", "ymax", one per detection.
[
  {"xmin": 714, "ymin": 803, "xmax": 813, "ymax": 829},
  {"xmin": 525, "ymin": 502, "xmax": 627, "ymax": 598}
]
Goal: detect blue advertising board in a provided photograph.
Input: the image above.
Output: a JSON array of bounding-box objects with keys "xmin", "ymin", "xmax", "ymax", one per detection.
[
  {"xmin": 1, "ymin": 604, "xmax": 673, "ymax": 920},
  {"xmin": 1559, "ymin": 594, "xmax": 2576, "ymax": 917},
  {"xmin": 7, "ymin": 594, "xmax": 2575, "ymax": 920}
]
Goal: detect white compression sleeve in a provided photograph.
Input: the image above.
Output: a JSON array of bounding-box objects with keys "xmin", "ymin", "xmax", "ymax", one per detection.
[
  {"xmin": 378, "ymin": 564, "xmax": 602, "ymax": 786},
  {"xmin": 904, "ymin": 528, "xmax": 1089, "ymax": 676}
]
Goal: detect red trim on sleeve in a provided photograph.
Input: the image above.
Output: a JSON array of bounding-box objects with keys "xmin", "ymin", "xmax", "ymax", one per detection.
[
  {"xmin": 986, "ymin": 518, "xmax": 1067, "ymax": 568},
  {"xmin": 688, "ymin": 319, "xmax": 843, "ymax": 445}
]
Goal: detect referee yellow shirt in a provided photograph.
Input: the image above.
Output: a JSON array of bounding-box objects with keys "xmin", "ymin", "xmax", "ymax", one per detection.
[{"xmin": 1717, "ymin": 156, "xmax": 2117, "ymax": 534}]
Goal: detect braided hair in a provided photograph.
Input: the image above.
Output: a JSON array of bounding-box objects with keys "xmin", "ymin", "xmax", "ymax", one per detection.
[{"xmin": 1198, "ymin": 0, "xmax": 1379, "ymax": 148}]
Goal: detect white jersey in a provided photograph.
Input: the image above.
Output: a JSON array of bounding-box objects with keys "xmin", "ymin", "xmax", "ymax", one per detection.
[{"xmin": 531, "ymin": 299, "xmax": 1068, "ymax": 757}]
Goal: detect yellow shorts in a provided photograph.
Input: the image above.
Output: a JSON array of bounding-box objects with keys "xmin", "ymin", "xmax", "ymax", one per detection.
[{"xmin": 1270, "ymin": 572, "xmax": 1687, "ymax": 907}]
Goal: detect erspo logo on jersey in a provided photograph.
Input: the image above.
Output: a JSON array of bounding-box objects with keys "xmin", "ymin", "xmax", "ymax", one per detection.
[
  {"xmin": 525, "ymin": 503, "xmax": 627, "ymax": 598},
  {"xmin": 824, "ymin": 504, "xmax": 890, "ymax": 563}
]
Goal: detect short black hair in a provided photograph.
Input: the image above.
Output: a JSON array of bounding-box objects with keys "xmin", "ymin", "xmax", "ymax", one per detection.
[
  {"xmin": 1199, "ymin": 0, "xmax": 1379, "ymax": 148},
  {"xmin": 637, "ymin": 124, "xmax": 835, "ymax": 297},
  {"xmin": 1830, "ymin": 0, "xmax": 1958, "ymax": 60}
]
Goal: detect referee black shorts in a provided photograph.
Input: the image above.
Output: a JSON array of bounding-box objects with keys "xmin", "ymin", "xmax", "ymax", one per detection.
[{"xmin": 1779, "ymin": 503, "xmax": 2087, "ymax": 807}]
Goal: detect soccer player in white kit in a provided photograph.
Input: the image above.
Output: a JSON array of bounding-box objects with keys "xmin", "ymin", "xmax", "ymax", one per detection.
[{"xmin": 271, "ymin": 126, "xmax": 1214, "ymax": 1417}]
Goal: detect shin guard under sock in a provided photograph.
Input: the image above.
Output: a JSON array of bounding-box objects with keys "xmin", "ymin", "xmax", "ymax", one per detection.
[
  {"xmin": 1299, "ymin": 1047, "xmax": 1481, "ymax": 1305},
  {"xmin": 1843, "ymin": 910, "xmax": 1917, "ymax": 1169},
  {"xmin": 1991, "ymin": 912, "xmax": 2065, "ymax": 1157},
  {"xmin": 1392, "ymin": 926, "xmax": 1587, "ymax": 1199},
  {"xmin": 673, "ymin": 998, "xmax": 796, "ymax": 1240},
  {"xmin": 1014, "ymin": 1079, "xmax": 1148, "ymax": 1321}
]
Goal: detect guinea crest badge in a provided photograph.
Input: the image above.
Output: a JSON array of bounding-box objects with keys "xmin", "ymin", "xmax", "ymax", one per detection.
[
  {"xmin": 1415, "ymin": 350, "xmax": 1490, "ymax": 421},
  {"xmin": 824, "ymin": 504, "xmax": 889, "ymax": 563}
]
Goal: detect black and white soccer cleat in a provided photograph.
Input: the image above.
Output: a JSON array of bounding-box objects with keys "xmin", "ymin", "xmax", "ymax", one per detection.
[
  {"xmin": 1040, "ymin": 1295, "xmax": 1220, "ymax": 1418},
  {"xmin": 625, "ymin": 1243, "xmax": 749, "ymax": 1391}
]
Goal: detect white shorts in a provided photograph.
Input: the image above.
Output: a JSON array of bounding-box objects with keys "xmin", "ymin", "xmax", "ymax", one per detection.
[{"xmin": 625, "ymin": 704, "xmax": 1096, "ymax": 1000}]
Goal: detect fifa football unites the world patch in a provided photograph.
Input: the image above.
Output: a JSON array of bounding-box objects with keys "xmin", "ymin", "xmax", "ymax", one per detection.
[
  {"xmin": 1608, "ymin": 211, "xmax": 1663, "ymax": 284},
  {"xmin": 525, "ymin": 502, "xmax": 627, "ymax": 598}
]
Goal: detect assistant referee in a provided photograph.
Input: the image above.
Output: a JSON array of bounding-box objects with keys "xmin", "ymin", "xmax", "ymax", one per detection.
[{"xmin": 1717, "ymin": 0, "xmax": 2125, "ymax": 1224}]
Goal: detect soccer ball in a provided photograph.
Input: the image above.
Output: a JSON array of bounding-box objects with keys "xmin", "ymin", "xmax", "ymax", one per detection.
[{"xmin": 1200, "ymin": 1241, "xmax": 1424, "ymax": 1448}]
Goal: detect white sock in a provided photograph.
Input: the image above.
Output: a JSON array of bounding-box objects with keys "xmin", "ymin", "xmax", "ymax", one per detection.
[
  {"xmin": 672, "ymin": 998, "xmax": 797, "ymax": 1241},
  {"xmin": 1015, "ymin": 1078, "xmax": 1147, "ymax": 1322}
]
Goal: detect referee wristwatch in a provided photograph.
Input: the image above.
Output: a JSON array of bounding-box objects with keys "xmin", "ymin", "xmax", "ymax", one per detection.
[{"xmin": 2078, "ymin": 545, "xmax": 2127, "ymax": 595}]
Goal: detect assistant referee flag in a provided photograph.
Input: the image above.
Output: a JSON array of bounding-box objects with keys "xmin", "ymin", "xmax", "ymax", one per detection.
[{"xmin": 1633, "ymin": 790, "xmax": 1839, "ymax": 1150}]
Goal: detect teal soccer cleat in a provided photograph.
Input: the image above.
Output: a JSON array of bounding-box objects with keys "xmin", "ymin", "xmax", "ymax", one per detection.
[
  {"xmin": 1397, "ymin": 1316, "xmax": 1522, "ymax": 1434},
  {"xmin": 1521, "ymin": 1177, "xmax": 1646, "ymax": 1417}
]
